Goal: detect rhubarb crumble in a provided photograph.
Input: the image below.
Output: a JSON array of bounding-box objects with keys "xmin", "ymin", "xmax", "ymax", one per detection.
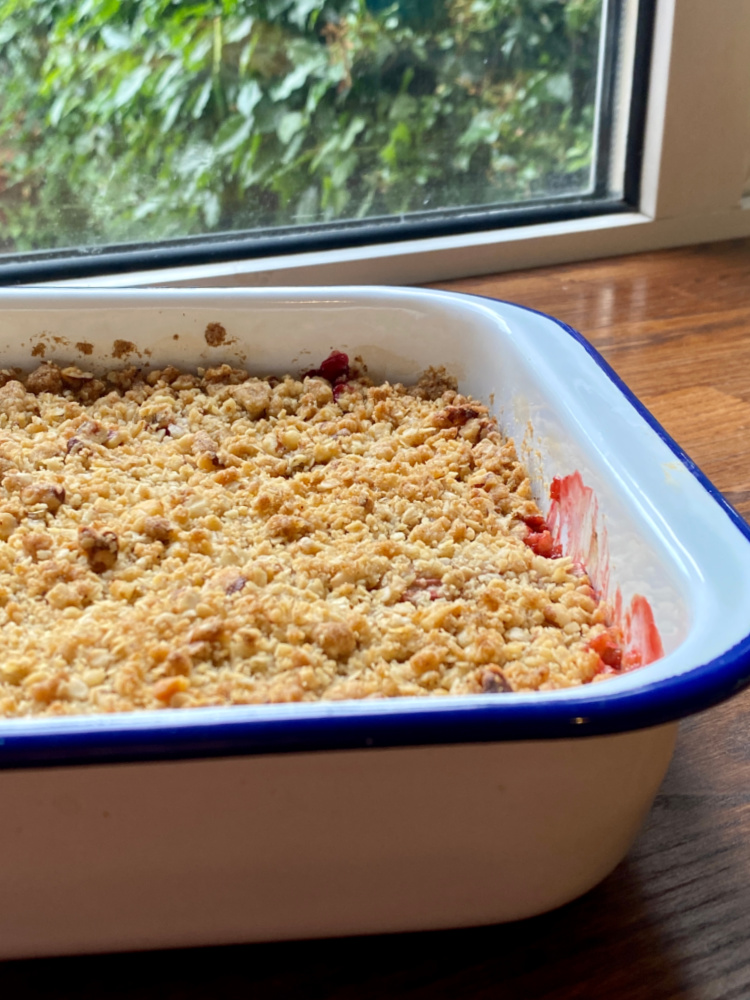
[{"xmin": 0, "ymin": 354, "xmax": 617, "ymax": 717}]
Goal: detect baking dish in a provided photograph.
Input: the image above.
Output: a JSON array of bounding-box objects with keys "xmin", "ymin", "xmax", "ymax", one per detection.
[{"xmin": 0, "ymin": 286, "xmax": 749, "ymax": 959}]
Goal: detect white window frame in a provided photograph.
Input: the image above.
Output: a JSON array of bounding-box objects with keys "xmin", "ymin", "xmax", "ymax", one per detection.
[{"xmin": 43, "ymin": 0, "xmax": 750, "ymax": 289}]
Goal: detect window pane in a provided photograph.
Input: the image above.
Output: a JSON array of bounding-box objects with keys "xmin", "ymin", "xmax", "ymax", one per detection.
[{"xmin": 0, "ymin": 0, "xmax": 609, "ymax": 257}]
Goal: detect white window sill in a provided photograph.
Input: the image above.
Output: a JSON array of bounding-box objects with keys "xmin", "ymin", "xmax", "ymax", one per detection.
[{"xmin": 38, "ymin": 204, "xmax": 750, "ymax": 289}]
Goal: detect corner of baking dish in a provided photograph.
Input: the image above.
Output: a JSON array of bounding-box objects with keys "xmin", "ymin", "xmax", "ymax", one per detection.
[{"xmin": 0, "ymin": 286, "xmax": 749, "ymax": 767}]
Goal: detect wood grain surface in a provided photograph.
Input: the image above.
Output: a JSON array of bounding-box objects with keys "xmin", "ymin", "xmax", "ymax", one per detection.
[{"xmin": 5, "ymin": 239, "xmax": 750, "ymax": 999}]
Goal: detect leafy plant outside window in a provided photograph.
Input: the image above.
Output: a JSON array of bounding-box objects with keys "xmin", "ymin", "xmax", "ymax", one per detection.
[{"xmin": 0, "ymin": 0, "xmax": 603, "ymax": 254}]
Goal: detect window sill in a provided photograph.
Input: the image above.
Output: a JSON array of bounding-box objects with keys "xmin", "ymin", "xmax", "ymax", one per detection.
[{"xmin": 36, "ymin": 205, "xmax": 750, "ymax": 289}]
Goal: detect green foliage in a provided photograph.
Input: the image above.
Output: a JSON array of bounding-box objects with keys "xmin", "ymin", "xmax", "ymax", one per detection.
[{"xmin": 0, "ymin": 0, "xmax": 602, "ymax": 252}]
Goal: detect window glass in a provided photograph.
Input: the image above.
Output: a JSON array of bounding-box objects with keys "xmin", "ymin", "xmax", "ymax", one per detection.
[{"xmin": 0, "ymin": 0, "xmax": 606, "ymax": 257}]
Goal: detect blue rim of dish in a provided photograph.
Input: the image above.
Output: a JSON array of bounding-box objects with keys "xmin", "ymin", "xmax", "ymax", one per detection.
[{"xmin": 0, "ymin": 290, "xmax": 749, "ymax": 770}]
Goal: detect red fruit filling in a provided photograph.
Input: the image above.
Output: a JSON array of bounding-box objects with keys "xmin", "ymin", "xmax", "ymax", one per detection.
[
  {"xmin": 304, "ymin": 350, "xmax": 350, "ymax": 385},
  {"xmin": 524, "ymin": 529, "xmax": 562, "ymax": 558},
  {"xmin": 522, "ymin": 513, "xmax": 562, "ymax": 558},
  {"xmin": 588, "ymin": 629, "xmax": 623, "ymax": 672}
]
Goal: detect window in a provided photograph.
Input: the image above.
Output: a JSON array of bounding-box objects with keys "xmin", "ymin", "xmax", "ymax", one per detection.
[
  {"xmin": 1, "ymin": 0, "xmax": 646, "ymax": 282},
  {"xmin": 0, "ymin": 0, "xmax": 749, "ymax": 286}
]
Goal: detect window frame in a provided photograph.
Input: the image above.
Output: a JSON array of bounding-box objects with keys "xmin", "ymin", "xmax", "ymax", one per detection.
[{"xmin": 22, "ymin": 0, "xmax": 750, "ymax": 288}]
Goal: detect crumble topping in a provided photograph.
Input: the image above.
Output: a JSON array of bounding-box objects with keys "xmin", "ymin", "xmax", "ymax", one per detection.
[{"xmin": 0, "ymin": 358, "xmax": 612, "ymax": 717}]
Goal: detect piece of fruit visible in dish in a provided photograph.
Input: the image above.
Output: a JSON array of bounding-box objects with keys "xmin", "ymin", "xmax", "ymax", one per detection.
[
  {"xmin": 304, "ymin": 350, "xmax": 350, "ymax": 384},
  {"xmin": 522, "ymin": 513, "xmax": 563, "ymax": 558},
  {"xmin": 588, "ymin": 629, "xmax": 624, "ymax": 673}
]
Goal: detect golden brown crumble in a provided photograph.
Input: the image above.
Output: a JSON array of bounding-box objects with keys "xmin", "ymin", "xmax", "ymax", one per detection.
[{"xmin": 0, "ymin": 359, "xmax": 610, "ymax": 717}]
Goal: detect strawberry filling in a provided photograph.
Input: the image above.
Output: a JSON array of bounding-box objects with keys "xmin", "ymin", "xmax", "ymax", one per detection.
[
  {"xmin": 522, "ymin": 515, "xmax": 562, "ymax": 558},
  {"xmin": 304, "ymin": 350, "xmax": 350, "ymax": 384},
  {"xmin": 588, "ymin": 629, "xmax": 624, "ymax": 673}
]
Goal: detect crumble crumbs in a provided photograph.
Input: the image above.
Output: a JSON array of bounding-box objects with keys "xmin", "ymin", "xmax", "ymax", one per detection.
[{"xmin": 0, "ymin": 359, "xmax": 612, "ymax": 716}]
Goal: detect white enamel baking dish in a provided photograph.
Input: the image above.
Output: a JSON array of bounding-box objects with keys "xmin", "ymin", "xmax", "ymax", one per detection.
[{"xmin": 0, "ymin": 286, "xmax": 749, "ymax": 960}]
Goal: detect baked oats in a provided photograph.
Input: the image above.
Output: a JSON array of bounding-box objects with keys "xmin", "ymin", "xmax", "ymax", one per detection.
[{"xmin": 0, "ymin": 354, "xmax": 620, "ymax": 717}]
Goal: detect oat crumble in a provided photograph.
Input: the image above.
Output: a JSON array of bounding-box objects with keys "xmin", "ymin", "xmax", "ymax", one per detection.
[{"xmin": 0, "ymin": 356, "xmax": 615, "ymax": 717}]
